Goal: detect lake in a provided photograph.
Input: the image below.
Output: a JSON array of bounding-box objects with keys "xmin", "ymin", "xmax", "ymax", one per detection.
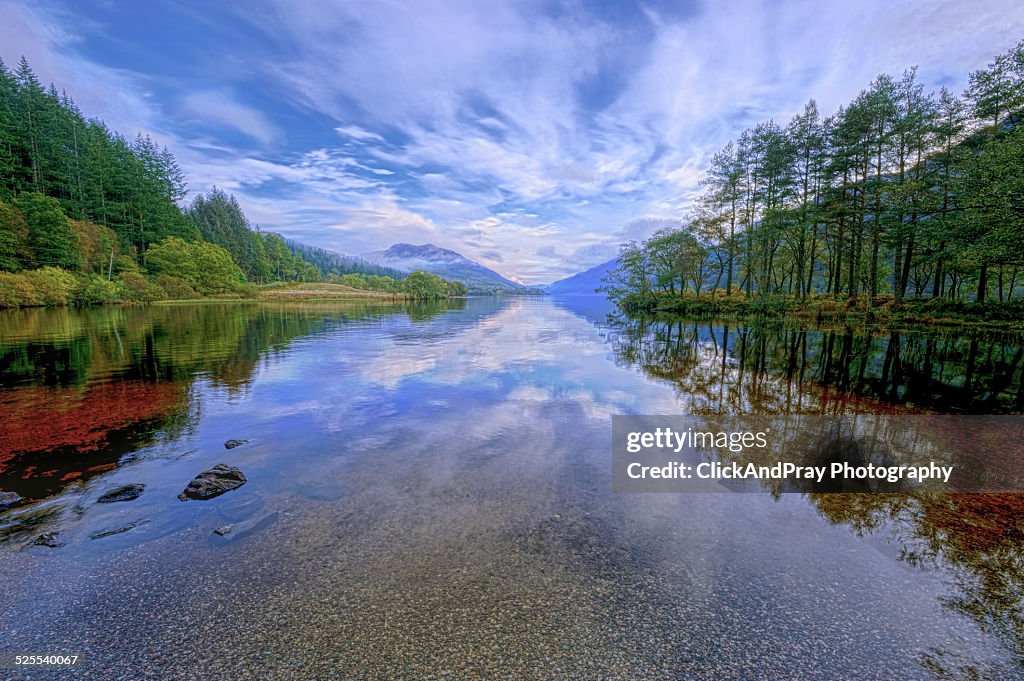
[{"xmin": 1, "ymin": 297, "xmax": 1022, "ymax": 679}]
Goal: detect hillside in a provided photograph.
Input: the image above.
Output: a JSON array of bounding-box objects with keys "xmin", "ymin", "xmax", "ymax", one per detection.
[
  {"xmin": 545, "ymin": 258, "xmax": 618, "ymax": 295},
  {"xmin": 361, "ymin": 243, "xmax": 527, "ymax": 293}
]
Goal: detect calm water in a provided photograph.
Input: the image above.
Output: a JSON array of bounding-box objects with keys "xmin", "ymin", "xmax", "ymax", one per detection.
[{"xmin": 0, "ymin": 298, "xmax": 1022, "ymax": 679}]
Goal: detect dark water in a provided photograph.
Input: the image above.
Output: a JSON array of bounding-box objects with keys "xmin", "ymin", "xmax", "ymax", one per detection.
[{"xmin": 0, "ymin": 298, "xmax": 1022, "ymax": 679}]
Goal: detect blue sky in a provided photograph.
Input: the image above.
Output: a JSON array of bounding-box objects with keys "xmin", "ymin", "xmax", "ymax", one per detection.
[{"xmin": 2, "ymin": 0, "xmax": 1023, "ymax": 284}]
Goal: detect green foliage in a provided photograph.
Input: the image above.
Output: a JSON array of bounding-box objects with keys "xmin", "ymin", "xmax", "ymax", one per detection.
[
  {"xmin": 189, "ymin": 188, "xmax": 269, "ymax": 282},
  {"xmin": 13, "ymin": 192, "xmax": 80, "ymax": 269},
  {"xmin": 23, "ymin": 266, "xmax": 77, "ymax": 305},
  {"xmin": 70, "ymin": 219, "xmax": 118, "ymax": 274},
  {"xmin": 74, "ymin": 274, "xmax": 126, "ymax": 305},
  {"xmin": 399, "ymin": 269, "xmax": 465, "ymax": 299},
  {"xmin": 117, "ymin": 271, "xmax": 166, "ymax": 302},
  {"xmin": 0, "ymin": 57, "xmax": 431, "ymax": 306},
  {"xmin": 0, "ymin": 271, "xmax": 40, "ymax": 307},
  {"xmin": 607, "ymin": 39, "xmax": 1024, "ymax": 310},
  {"xmin": 0, "ymin": 57, "xmax": 196, "ymax": 254},
  {"xmin": 284, "ymin": 238, "xmax": 408, "ymax": 279},
  {"xmin": 154, "ymin": 274, "xmax": 198, "ymax": 300},
  {"xmin": 144, "ymin": 236, "xmax": 245, "ymax": 294},
  {"xmin": 0, "ymin": 200, "xmax": 29, "ymax": 271}
]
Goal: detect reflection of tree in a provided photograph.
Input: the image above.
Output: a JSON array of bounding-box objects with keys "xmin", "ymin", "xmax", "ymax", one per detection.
[
  {"xmin": 812, "ymin": 492, "xmax": 1024, "ymax": 673},
  {"xmin": 609, "ymin": 311, "xmax": 1024, "ymax": 672},
  {"xmin": 0, "ymin": 301, "xmax": 434, "ymax": 503},
  {"xmin": 608, "ymin": 313, "xmax": 1024, "ymax": 414},
  {"xmin": 0, "ymin": 381, "xmax": 196, "ymax": 499}
]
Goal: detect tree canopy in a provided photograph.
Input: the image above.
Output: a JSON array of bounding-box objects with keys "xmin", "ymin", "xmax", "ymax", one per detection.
[{"xmin": 605, "ymin": 40, "xmax": 1024, "ymax": 309}]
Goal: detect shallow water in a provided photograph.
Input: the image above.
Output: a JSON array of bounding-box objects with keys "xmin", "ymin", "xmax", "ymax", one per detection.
[{"xmin": 0, "ymin": 298, "xmax": 1022, "ymax": 679}]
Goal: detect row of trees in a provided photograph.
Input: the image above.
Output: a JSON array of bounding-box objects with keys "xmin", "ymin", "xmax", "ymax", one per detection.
[
  {"xmin": 0, "ymin": 58, "xmax": 193, "ymax": 255},
  {"xmin": 604, "ymin": 41, "xmax": 1024, "ymax": 309},
  {"xmin": 187, "ymin": 188, "xmax": 322, "ymax": 283},
  {"xmin": 0, "ymin": 57, "xmax": 468, "ymax": 306},
  {"xmin": 286, "ymin": 239, "xmax": 407, "ymax": 280}
]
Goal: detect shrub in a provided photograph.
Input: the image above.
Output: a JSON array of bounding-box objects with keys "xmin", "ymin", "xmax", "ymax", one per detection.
[
  {"xmin": 233, "ymin": 283, "xmax": 260, "ymax": 298},
  {"xmin": 118, "ymin": 271, "xmax": 166, "ymax": 302},
  {"xmin": 0, "ymin": 272, "xmax": 41, "ymax": 307},
  {"xmin": 23, "ymin": 267, "xmax": 77, "ymax": 305},
  {"xmin": 155, "ymin": 274, "xmax": 198, "ymax": 300},
  {"xmin": 74, "ymin": 274, "xmax": 126, "ymax": 305},
  {"xmin": 145, "ymin": 237, "xmax": 244, "ymax": 294}
]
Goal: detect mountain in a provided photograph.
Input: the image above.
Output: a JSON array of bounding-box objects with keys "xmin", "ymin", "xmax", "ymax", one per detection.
[
  {"xmin": 361, "ymin": 243, "xmax": 527, "ymax": 293},
  {"xmin": 283, "ymin": 238, "xmax": 408, "ymax": 279},
  {"xmin": 544, "ymin": 258, "xmax": 618, "ymax": 295}
]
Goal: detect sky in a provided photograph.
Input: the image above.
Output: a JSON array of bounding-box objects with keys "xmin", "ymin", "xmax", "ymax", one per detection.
[{"xmin": 1, "ymin": 1, "xmax": 1023, "ymax": 284}]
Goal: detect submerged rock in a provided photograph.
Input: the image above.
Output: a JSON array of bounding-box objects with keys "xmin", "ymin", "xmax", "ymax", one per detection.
[
  {"xmin": 97, "ymin": 483, "xmax": 146, "ymax": 503},
  {"xmin": 216, "ymin": 494, "xmax": 264, "ymax": 522},
  {"xmin": 209, "ymin": 512, "xmax": 278, "ymax": 545},
  {"xmin": 32, "ymin": 531, "xmax": 64, "ymax": 548},
  {"xmin": 224, "ymin": 439, "xmax": 250, "ymax": 449},
  {"xmin": 178, "ymin": 464, "xmax": 247, "ymax": 501},
  {"xmin": 0, "ymin": 491, "xmax": 21, "ymax": 510},
  {"xmin": 90, "ymin": 520, "xmax": 149, "ymax": 540}
]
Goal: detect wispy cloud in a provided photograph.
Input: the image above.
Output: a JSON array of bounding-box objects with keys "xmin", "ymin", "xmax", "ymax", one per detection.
[
  {"xmin": 3, "ymin": 0, "xmax": 1024, "ymax": 283},
  {"xmin": 178, "ymin": 90, "xmax": 281, "ymax": 147}
]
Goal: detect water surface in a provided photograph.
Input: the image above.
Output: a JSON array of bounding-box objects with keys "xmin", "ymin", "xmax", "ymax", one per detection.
[{"xmin": 0, "ymin": 298, "xmax": 1022, "ymax": 679}]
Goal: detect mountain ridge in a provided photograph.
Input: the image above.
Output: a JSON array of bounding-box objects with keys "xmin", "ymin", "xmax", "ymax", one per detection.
[
  {"xmin": 361, "ymin": 242, "xmax": 528, "ymax": 293},
  {"xmin": 544, "ymin": 257, "xmax": 618, "ymax": 295}
]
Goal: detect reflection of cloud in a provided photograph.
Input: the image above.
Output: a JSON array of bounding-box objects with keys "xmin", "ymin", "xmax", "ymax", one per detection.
[{"xmin": 364, "ymin": 356, "xmax": 438, "ymax": 390}]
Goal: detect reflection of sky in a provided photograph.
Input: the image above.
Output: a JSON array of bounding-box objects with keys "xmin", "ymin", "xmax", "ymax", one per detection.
[
  {"xmin": 208, "ymin": 298, "xmax": 683, "ymax": 439},
  {"xmin": 0, "ymin": 298, "xmax": 1017, "ymax": 675}
]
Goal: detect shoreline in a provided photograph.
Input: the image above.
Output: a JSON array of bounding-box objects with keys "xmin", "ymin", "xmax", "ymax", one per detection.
[{"xmin": 617, "ymin": 294, "xmax": 1024, "ymax": 332}]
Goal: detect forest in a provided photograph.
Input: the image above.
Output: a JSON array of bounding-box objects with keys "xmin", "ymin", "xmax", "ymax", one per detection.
[
  {"xmin": 603, "ymin": 41, "xmax": 1024, "ymax": 323},
  {"xmin": 0, "ymin": 57, "xmax": 464, "ymax": 307}
]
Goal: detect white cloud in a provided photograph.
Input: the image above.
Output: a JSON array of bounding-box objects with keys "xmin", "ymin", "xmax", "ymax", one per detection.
[{"xmin": 178, "ymin": 90, "xmax": 281, "ymax": 147}]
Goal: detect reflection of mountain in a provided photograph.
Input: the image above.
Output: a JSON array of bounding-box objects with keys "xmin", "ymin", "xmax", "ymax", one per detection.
[
  {"xmin": 547, "ymin": 295, "xmax": 618, "ymax": 326},
  {"xmin": 361, "ymin": 243, "xmax": 525, "ymax": 293}
]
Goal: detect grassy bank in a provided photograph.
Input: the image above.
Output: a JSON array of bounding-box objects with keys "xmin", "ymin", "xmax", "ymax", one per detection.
[
  {"xmin": 619, "ymin": 291, "xmax": 1024, "ymax": 330},
  {"xmin": 254, "ymin": 281, "xmax": 407, "ymax": 301},
  {"xmin": 0, "ymin": 271, "xmax": 458, "ymax": 309}
]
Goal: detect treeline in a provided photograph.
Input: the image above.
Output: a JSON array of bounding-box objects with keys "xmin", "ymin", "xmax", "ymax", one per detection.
[
  {"xmin": 0, "ymin": 57, "xmax": 463, "ymax": 307},
  {"xmin": 324, "ymin": 270, "xmax": 468, "ymax": 298},
  {"xmin": 604, "ymin": 41, "xmax": 1024, "ymax": 313},
  {"xmin": 284, "ymin": 239, "xmax": 407, "ymax": 280}
]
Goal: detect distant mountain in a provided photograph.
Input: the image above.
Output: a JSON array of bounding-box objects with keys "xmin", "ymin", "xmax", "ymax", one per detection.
[
  {"xmin": 361, "ymin": 243, "xmax": 527, "ymax": 293},
  {"xmin": 282, "ymin": 238, "xmax": 408, "ymax": 279},
  {"xmin": 544, "ymin": 258, "xmax": 618, "ymax": 295}
]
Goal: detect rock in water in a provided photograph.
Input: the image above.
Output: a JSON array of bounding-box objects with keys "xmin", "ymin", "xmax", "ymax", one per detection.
[
  {"xmin": 178, "ymin": 464, "xmax": 247, "ymax": 501},
  {"xmin": 224, "ymin": 439, "xmax": 250, "ymax": 449},
  {"xmin": 0, "ymin": 490, "xmax": 21, "ymax": 510},
  {"xmin": 90, "ymin": 520, "xmax": 149, "ymax": 539},
  {"xmin": 97, "ymin": 483, "xmax": 146, "ymax": 503},
  {"xmin": 32, "ymin": 531, "xmax": 64, "ymax": 548}
]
